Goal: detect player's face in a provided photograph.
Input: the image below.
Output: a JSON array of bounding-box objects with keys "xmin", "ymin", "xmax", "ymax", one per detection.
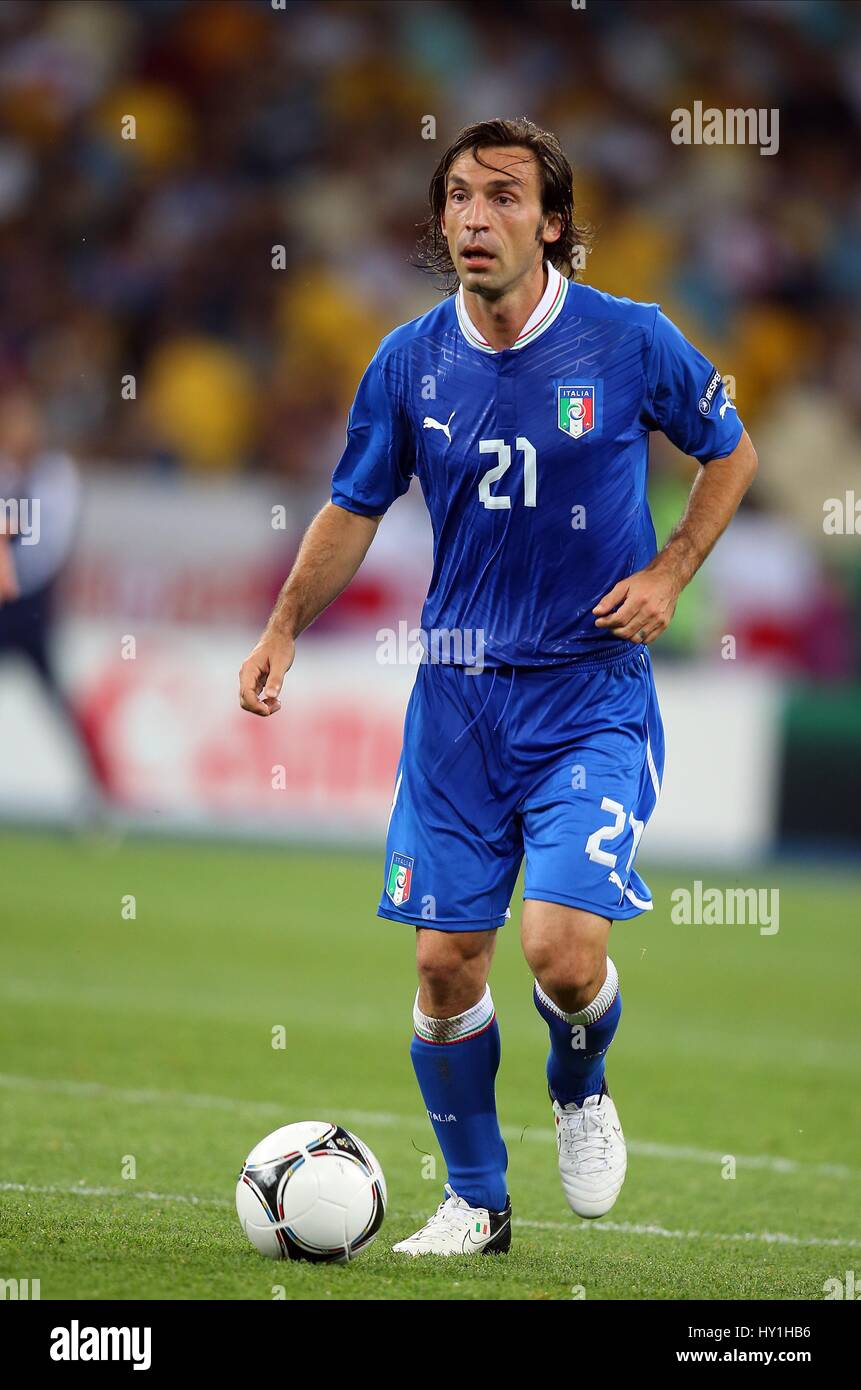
[{"xmin": 441, "ymin": 146, "xmax": 561, "ymax": 298}]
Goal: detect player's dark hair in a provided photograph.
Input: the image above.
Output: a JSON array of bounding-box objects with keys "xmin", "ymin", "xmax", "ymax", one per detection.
[{"xmin": 415, "ymin": 117, "xmax": 591, "ymax": 292}]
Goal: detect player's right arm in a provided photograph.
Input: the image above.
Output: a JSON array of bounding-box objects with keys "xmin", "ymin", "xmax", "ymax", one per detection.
[
  {"xmin": 239, "ymin": 345, "xmax": 414, "ymax": 717},
  {"xmin": 239, "ymin": 502, "xmax": 381, "ymax": 716}
]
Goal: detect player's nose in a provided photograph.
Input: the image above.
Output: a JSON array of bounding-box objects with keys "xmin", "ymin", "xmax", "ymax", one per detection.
[{"xmin": 465, "ymin": 198, "xmax": 490, "ymax": 230}]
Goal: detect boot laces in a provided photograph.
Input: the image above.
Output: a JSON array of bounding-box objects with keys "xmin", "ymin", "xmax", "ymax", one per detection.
[
  {"xmin": 412, "ymin": 1184, "xmax": 477, "ymax": 1237},
  {"xmin": 557, "ymin": 1099, "xmax": 616, "ymax": 1172}
]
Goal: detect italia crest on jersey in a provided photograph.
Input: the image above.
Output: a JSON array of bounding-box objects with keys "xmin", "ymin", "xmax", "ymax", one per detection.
[
  {"xmin": 558, "ymin": 385, "xmax": 595, "ymax": 439},
  {"xmin": 386, "ymin": 852, "xmax": 414, "ymax": 907}
]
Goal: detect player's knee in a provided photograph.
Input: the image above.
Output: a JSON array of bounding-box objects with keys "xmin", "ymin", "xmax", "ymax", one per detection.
[
  {"xmin": 534, "ymin": 956, "xmax": 606, "ymax": 1012},
  {"xmin": 415, "ymin": 928, "xmax": 492, "ymax": 1012}
]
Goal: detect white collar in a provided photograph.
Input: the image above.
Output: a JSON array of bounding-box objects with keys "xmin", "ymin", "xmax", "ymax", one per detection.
[{"xmin": 455, "ymin": 261, "xmax": 568, "ymax": 354}]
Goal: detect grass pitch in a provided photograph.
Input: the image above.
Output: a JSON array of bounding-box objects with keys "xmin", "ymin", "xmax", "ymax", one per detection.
[{"xmin": 1, "ymin": 831, "xmax": 859, "ymax": 1301}]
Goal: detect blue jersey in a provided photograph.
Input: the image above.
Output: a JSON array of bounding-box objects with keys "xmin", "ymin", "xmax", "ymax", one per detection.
[{"xmin": 331, "ymin": 263, "xmax": 743, "ymax": 667}]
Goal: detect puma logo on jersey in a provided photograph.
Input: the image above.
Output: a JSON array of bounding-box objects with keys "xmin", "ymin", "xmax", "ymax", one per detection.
[
  {"xmin": 422, "ymin": 410, "xmax": 455, "ymax": 443},
  {"xmin": 718, "ymin": 393, "xmax": 737, "ymax": 419}
]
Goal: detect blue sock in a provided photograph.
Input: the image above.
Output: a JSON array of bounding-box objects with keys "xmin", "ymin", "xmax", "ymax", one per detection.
[
  {"xmin": 533, "ymin": 959, "xmax": 622, "ymax": 1106},
  {"xmin": 410, "ymin": 986, "xmax": 508, "ymax": 1211}
]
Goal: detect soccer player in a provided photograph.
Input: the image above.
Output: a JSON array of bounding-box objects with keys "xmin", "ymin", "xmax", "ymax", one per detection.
[{"xmin": 239, "ymin": 119, "xmax": 758, "ymax": 1256}]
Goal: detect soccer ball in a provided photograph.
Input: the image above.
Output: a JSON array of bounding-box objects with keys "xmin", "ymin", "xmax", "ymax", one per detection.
[{"xmin": 236, "ymin": 1121, "xmax": 387, "ymax": 1262}]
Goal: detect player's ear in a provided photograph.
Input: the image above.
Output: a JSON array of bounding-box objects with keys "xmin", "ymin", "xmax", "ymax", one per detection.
[{"xmin": 542, "ymin": 211, "xmax": 562, "ymax": 247}]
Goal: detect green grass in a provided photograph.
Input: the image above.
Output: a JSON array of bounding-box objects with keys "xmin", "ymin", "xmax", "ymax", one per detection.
[{"xmin": 1, "ymin": 831, "xmax": 860, "ymax": 1300}]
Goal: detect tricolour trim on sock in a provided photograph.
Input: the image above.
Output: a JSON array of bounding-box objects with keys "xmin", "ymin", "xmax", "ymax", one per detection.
[
  {"xmin": 413, "ymin": 986, "xmax": 496, "ymax": 1045},
  {"xmin": 534, "ymin": 958, "xmax": 619, "ymax": 1027}
]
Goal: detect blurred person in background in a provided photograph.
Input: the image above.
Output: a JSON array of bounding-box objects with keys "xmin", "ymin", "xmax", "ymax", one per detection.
[{"xmin": 0, "ymin": 385, "xmax": 106, "ymax": 811}]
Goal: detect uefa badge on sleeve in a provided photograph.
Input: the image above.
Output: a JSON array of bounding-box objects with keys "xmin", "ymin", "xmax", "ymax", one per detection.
[
  {"xmin": 386, "ymin": 852, "xmax": 414, "ymax": 907},
  {"xmin": 558, "ymin": 385, "xmax": 595, "ymax": 439}
]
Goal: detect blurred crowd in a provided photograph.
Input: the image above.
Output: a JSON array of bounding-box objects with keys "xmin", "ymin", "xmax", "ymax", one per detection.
[{"xmin": 0, "ymin": 0, "xmax": 859, "ymax": 672}]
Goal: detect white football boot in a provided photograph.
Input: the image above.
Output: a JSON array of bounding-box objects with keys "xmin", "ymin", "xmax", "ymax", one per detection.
[
  {"xmin": 553, "ymin": 1078, "xmax": 627, "ymax": 1218},
  {"xmin": 392, "ymin": 1183, "xmax": 511, "ymax": 1256}
]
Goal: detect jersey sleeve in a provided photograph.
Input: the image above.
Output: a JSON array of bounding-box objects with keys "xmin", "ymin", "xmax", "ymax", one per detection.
[
  {"xmin": 330, "ymin": 352, "xmax": 415, "ymax": 517},
  {"xmin": 643, "ymin": 309, "xmax": 743, "ymax": 462}
]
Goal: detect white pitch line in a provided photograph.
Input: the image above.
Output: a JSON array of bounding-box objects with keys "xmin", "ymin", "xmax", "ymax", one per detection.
[
  {"xmin": 1, "ymin": 1072, "xmax": 859, "ymax": 1182},
  {"xmin": 2, "ymin": 1182, "xmax": 859, "ymax": 1251},
  {"xmin": 516, "ymin": 1217, "xmax": 861, "ymax": 1250},
  {"xmin": 0, "ymin": 1181, "xmax": 230, "ymax": 1207},
  {"xmin": 619, "ymin": 1139, "xmax": 855, "ymax": 1181}
]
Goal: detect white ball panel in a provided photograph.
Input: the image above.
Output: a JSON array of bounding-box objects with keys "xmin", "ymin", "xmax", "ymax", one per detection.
[
  {"xmin": 316, "ymin": 1153, "xmax": 373, "ymax": 1203},
  {"xmin": 276, "ymin": 1159, "xmax": 320, "ymax": 1222},
  {"xmin": 343, "ymin": 1179, "xmax": 375, "ymax": 1239},
  {"xmin": 289, "ymin": 1194, "xmax": 348, "ymax": 1252},
  {"xmin": 235, "ymin": 1179, "xmax": 283, "ymax": 1258},
  {"xmin": 244, "ymin": 1121, "xmax": 332, "ymax": 1167}
]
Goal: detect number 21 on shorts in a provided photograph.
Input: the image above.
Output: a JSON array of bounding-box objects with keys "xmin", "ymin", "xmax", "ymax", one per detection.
[{"xmin": 585, "ymin": 797, "xmax": 644, "ymax": 875}]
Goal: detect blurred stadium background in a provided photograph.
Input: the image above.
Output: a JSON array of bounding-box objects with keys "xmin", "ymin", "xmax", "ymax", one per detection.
[
  {"xmin": 0, "ymin": 0, "xmax": 859, "ymax": 858},
  {"xmin": 2, "ymin": 0, "xmax": 861, "ymax": 1302}
]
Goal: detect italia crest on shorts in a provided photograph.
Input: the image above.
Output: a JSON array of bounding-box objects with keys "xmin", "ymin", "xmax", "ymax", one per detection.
[
  {"xmin": 386, "ymin": 852, "xmax": 414, "ymax": 906},
  {"xmin": 558, "ymin": 385, "xmax": 595, "ymax": 439}
]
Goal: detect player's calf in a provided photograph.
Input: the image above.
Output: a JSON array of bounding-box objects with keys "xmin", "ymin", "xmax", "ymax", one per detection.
[{"xmin": 532, "ymin": 955, "xmax": 628, "ymax": 1218}]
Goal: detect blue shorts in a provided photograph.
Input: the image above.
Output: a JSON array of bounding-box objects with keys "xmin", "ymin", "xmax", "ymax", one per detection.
[{"xmin": 377, "ymin": 646, "xmax": 665, "ymax": 932}]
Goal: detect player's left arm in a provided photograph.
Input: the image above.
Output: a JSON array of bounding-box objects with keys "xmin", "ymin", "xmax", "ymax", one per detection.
[{"xmin": 593, "ymin": 428, "xmax": 758, "ymax": 644}]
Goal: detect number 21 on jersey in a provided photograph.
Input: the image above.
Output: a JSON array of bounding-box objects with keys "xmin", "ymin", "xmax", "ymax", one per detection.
[{"xmin": 478, "ymin": 437, "xmax": 536, "ymax": 509}]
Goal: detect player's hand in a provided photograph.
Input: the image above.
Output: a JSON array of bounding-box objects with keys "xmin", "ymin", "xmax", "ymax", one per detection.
[
  {"xmin": 0, "ymin": 538, "xmax": 19, "ymax": 607},
  {"xmin": 239, "ymin": 630, "xmax": 295, "ymax": 716},
  {"xmin": 592, "ymin": 561, "xmax": 681, "ymax": 645}
]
